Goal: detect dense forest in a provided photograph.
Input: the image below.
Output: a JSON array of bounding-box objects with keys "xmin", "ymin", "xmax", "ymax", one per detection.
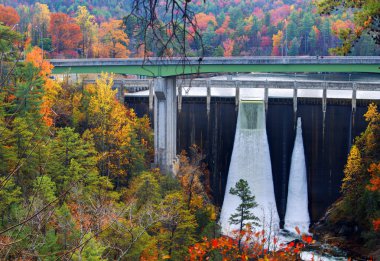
[
  {"xmin": 0, "ymin": 24, "xmax": 324, "ymax": 259},
  {"xmin": 0, "ymin": 0, "xmax": 379, "ymax": 58},
  {"xmin": 0, "ymin": 24, "xmax": 218, "ymax": 259},
  {"xmin": 0, "ymin": 0, "xmax": 379, "ymax": 259}
]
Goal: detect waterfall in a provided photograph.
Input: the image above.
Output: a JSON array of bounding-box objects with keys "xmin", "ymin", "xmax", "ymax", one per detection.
[
  {"xmin": 284, "ymin": 117, "xmax": 310, "ymax": 234},
  {"xmin": 220, "ymin": 100, "xmax": 279, "ymax": 234}
]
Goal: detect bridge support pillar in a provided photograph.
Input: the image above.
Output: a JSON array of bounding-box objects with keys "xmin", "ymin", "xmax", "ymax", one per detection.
[
  {"xmin": 116, "ymin": 84, "xmax": 124, "ymax": 103},
  {"xmin": 322, "ymin": 84, "xmax": 327, "ymax": 114},
  {"xmin": 149, "ymin": 80, "xmax": 154, "ymax": 111},
  {"xmin": 264, "ymin": 84, "xmax": 269, "ymax": 112},
  {"xmin": 178, "ymin": 85, "xmax": 183, "ymax": 113},
  {"xmin": 154, "ymin": 77, "xmax": 177, "ymax": 174},
  {"xmin": 207, "ymin": 80, "xmax": 211, "ymax": 115},
  {"xmin": 235, "ymin": 81, "xmax": 240, "ymax": 111},
  {"xmin": 293, "ymin": 82, "xmax": 298, "ymax": 114},
  {"xmin": 352, "ymin": 83, "xmax": 357, "ymax": 113}
]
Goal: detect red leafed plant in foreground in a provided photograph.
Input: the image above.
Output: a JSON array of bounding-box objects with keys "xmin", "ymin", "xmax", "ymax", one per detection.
[{"xmin": 188, "ymin": 225, "xmax": 314, "ymax": 260}]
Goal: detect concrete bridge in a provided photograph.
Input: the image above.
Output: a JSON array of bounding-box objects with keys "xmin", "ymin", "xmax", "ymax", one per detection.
[
  {"xmin": 50, "ymin": 56, "xmax": 380, "ymax": 76},
  {"xmin": 50, "ymin": 57, "xmax": 380, "ymax": 173}
]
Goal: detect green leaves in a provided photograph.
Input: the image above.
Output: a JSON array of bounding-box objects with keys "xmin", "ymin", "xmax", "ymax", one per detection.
[
  {"xmin": 229, "ymin": 179, "xmax": 259, "ymax": 229},
  {"xmin": 316, "ymin": 0, "xmax": 380, "ymax": 54}
]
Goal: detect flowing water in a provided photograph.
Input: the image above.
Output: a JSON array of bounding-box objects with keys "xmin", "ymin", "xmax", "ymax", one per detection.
[
  {"xmin": 284, "ymin": 118, "xmax": 310, "ymax": 234},
  {"xmin": 220, "ymin": 100, "xmax": 279, "ymax": 233}
]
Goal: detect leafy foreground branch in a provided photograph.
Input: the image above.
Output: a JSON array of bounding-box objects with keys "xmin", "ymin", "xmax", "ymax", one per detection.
[
  {"xmin": 188, "ymin": 225, "xmax": 314, "ymax": 260},
  {"xmin": 316, "ymin": 0, "xmax": 380, "ymax": 55}
]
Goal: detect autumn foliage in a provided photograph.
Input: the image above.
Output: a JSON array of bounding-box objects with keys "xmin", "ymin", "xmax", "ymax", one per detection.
[
  {"xmin": 1, "ymin": 0, "xmax": 378, "ymax": 57},
  {"xmin": 188, "ymin": 225, "xmax": 314, "ymax": 260},
  {"xmin": 327, "ymin": 103, "xmax": 380, "ymax": 246},
  {"xmin": 50, "ymin": 13, "xmax": 82, "ymax": 56},
  {"xmin": 0, "ymin": 4, "xmax": 20, "ymax": 27},
  {"xmin": 25, "ymin": 47, "xmax": 61, "ymax": 126}
]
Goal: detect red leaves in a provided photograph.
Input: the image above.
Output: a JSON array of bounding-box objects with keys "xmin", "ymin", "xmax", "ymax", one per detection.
[
  {"xmin": 188, "ymin": 227, "xmax": 315, "ymax": 260},
  {"xmin": 211, "ymin": 239, "xmax": 218, "ymax": 248},
  {"xmin": 367, "ymin": 163, "xmax": 380, "ymax": 192},
  {"xmin": 373, "ymin": 219, "xmax": 380, "ymax": 231},
  {"xmin": 0, "ymin": 4, "xmax": 20, "ymax": 27},
  {"xmin": 49, "ymin": 13, "xmax": 82, "ymax": 54},
  {"xmin": 302, "ymin": 234, "xmax": 313, "ymax": 244},
  {"xmin": 215, "ymin": 15, "xmax": 231, "ymax": 35}
]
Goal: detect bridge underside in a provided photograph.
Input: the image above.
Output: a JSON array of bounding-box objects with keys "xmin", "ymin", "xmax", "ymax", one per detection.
[{"xmin": 52, "ymin": 64, "xmax": 380, "ymax": 76}]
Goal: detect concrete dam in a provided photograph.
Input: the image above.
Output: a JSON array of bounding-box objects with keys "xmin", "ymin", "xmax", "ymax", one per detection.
[{"xmin": 124, "ymin": 73, "xmax": 380, "ymax": 227}]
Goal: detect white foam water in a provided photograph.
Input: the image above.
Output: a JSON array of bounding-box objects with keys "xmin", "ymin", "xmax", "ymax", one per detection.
[
  {"xmin": 220, "ymin": 100, "xmax": 279, "ymax": 234},
  {"xmin": 284, "ymin": 118, "xmax": 310, "ymax": 234}
]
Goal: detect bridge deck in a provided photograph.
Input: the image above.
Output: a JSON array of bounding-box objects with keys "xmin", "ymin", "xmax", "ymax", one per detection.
[
  {"xmin": 50, "ymin": 57, "xmax": 380, "ymax": 76},
  {"xmin": 84, "ymin": 78, "xmax": 380, "ymax": 91}
]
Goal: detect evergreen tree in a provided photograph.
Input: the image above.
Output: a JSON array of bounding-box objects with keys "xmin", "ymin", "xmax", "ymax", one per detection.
[
  {"xmin": 158, "ymin": 192, "xmax": 197, "ymax": 260},
  {"xmin": 288, "ymin": 37, "xmax": 301, "ymax": 56},
  {"xmin": 46, "ymin": 127, "xmax": 98, "ymax": 192},
  {"xmin": 229, "ymin": 179, "xmax": 259, "ymax": 250}
]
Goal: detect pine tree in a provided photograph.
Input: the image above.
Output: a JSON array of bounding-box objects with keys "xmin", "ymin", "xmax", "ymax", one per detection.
[{"xmin": 229, "ymin": 179, "xmax": 259, "ymax": 250}]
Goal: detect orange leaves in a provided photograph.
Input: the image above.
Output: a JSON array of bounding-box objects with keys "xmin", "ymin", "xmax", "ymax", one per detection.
[
  {"xmin": 272, "ymin": 30, "xmax": 283, "ymax": 55},
  {"xmin": 194, "ymin": 13, "xmax": 217, "ymax": 31},
  {"xmin": 25, "ymin": 47, "xmax": 53, "ymax": 76},
  {"xmin": 302, "ymin": 234, "xmax": 313, "ymax": 244},
  {"xmin": 373, "ymin": 219, "xmax": 380, "ymax": 231},
  {"xmin": 215, "ymin": 15, "xmax": 231, "ymax": 35},
  {"xmin": 188, "ymin": 227, "xmax": 314, "ymax": 260},
  {"xmin": 97, "ymin": 19, "xmax": 130, "ymax": 58},
  {"xmin": 25, "ymin": 47, "xmax": 61, "ymax": 126},
  {"xmin": 331, "ymin": 19, "xmax": 354, "ymax": 36},
  {"xmin": 312, "ymin": 25, "xmax": 320, "ymax": 39},
  {"xmin": 0, "ymin": 4, "xmax": 20, "ymax": 27},
  {"xmin": 49, "ymin": 13, "xmax": 82, "ymax": 54},
  {"xmin": 367, "ymin": 162, "xmax": 380, "ymax": 192},
  {"xmin": 295, "ymin": 226, "xmax": 301, "ymax": 235},
  {"xmin": 222, "ymin": 39, "xmax": 234, "ymax": 57}
]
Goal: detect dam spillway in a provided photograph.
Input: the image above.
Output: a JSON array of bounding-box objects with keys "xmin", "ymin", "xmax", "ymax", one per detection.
[
  {"xmin": 219, "ymin": 100, "xmax": 279, "ymax": 233},
  {"xmin": 284, "ymin": 118, "xmax": 310, "ymax": 233},
  {"xmin": 124, "ymin": 73, "xmax": 380, "ymax": 225}
]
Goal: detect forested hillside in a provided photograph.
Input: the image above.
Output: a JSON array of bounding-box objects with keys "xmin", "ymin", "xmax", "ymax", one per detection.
[
  {"xmin": 0, "ymin": 25, "xmax": 219, "ymax": 259},
  {"xmin": 0, "ymin": 0, "xmax": 379, "ymax": 58}
]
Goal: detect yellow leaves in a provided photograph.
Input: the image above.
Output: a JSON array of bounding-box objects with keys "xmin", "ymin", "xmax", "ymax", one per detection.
[
  {"xmin": 96, "ymin": 19, "xmax": 130, "ymax": 58},
  {"xmin": 89, "ymin": 73, "xmax": 117, "ymax": 119},
  {"xmin": 87, "ymin": 72, "xmax": 149, "ymax": 179},
  {"xmin": 342, "ymin": 145, "xmax": 362, "ymax": 193},
  {"xmin": 272, "ymin": 30, "xmax": 283, "ymax": 47},
  {"xmin": 75, "ymin": 6, "xmax": 95, "ymax": 30},
  {"xmin": 32, "ymin": 3, "xmax": 50, "ymax": 32},
  {"xmin": 271, "ymin": 30, "xmax": 283, "ymax": 55},
  {"xmin": 364, "ymin": 103, "xmax": 379, "ymax": 123},
  {"xmin": 345, "ymin": 145, "xmax": 362, "ymax": 175}
]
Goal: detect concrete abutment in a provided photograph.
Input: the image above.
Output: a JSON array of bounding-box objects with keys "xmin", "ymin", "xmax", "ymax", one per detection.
[{"xmin": 153, "ymin": 77, "xmax": 178, "ymax": 174}]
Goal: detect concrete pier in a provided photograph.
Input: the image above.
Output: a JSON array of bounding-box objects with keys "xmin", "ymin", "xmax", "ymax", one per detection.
[{"xmin": 153, "ymin": 77, "xmax": 177, "ymax": 174}]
